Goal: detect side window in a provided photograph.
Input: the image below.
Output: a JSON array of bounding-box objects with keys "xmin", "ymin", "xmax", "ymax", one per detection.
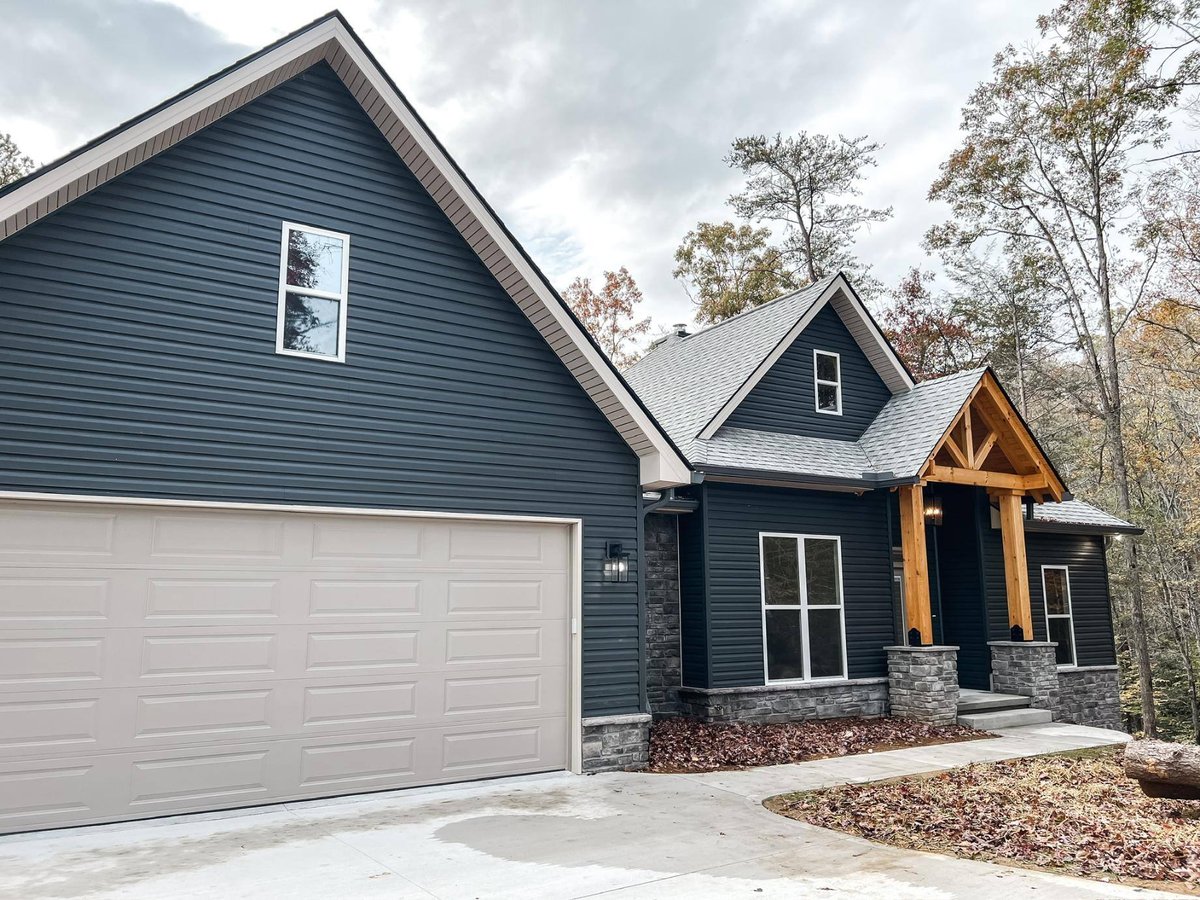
[
  {"xmin": 276, "ymin": 222, "xmax": 350, "ymax": 362},
  {"xmin": 760, "ymin": 533, "xmax": 847, "ymax": 682},
  {"xmin": 1041, "ymin": 566, "xmax": 1077, "ymax": 667},
  {"xmin": 813, "ymin": 350, "xmax": 842, "ymax": 415}
]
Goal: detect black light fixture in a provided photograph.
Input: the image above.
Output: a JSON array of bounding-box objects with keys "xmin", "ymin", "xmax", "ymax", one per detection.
[
  {"xmin": 923, "ymin": 494, "xmax": 944, "ymax": 526},
  {"xmin": 604, "ymin": 541, "xmax": 630, "ymax": 583}
]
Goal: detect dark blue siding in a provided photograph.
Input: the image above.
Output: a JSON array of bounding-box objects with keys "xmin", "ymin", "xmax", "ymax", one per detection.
[
  {"xmin": 700, "ymin": 482, "xmax": 894, "ymax": 687},
  {"xmin": 982, "ymin": 522, "xmax": 1117, "ymax": 666},
  {"xmin": 933, "ymin": 486, "xmax": 992, "ymax": 688},
  {"xmin": 0, "ymin": 63, "xmax": 644, "ymax": 716},
  {"xmin": 725, "ymin": 303, "xmax": 892, "ymax": 440}
]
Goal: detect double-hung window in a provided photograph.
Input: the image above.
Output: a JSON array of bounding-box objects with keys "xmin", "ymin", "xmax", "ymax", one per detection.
[
  {"xmin": 276, "ymin": 222, "xmax": 350, "ymax": 362},
  {"xmin": 813, "ymin": 350, "xmax": 842, "ymax": 414},
  {"xmin": 1041, "ymin": 565, "xmax": 1077, "ymax": 667},
  {"xmin": 760, "ymin": 533, "xmax": 847, "ymax": 682}
]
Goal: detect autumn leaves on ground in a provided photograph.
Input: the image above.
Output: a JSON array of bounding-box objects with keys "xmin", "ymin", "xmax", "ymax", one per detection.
[{"xmin": 768, "ymin": 747, "xmax": 1200, "ymax": 892}]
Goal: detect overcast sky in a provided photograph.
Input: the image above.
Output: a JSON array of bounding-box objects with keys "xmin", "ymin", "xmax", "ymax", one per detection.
[{"xmin": 3, "ymin": 0, "xmax": 1046, "ymax": 327}]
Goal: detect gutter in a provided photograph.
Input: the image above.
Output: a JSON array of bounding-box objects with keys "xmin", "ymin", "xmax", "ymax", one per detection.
[{"xmin": 698, "ymin": 465, "xmax": 921, "ymax": 493}]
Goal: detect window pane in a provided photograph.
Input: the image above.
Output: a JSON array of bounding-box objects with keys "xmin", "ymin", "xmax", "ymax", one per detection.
[
  {"xmin": 766, "ymin": 609, "xmax": 804, "ymax": 680},
  {"xmin": 287, "ymin": 229, "xmax": 345, "ymax": 293},
  {"xmin": 804, "ymin": 538, "xmax": 841, "ymax": 606},
  {"xmin": 807, "ymin": 608, "xmax": 845, "ymax": 678},
  {"xmin": 817, "ymin": 382, "xmax": 839, "ymax": 412},
  {"xmin": 762, "ymin": 536, "xmax": 800, "ymax": 605},
  {"xmin": 816, "ymin": 352, "xmax": 838, "ymax": 383},
  {"xmin": 1049, "ymin": 617, "xmax": 1075, "ymax": 666},
  {"xmin": 1044, "ymin": 569, "xmax": 1070, "ymax": 615},
  {"xmin": 283, "ymin": 293, "xmax": 340, "ymax": 357}
]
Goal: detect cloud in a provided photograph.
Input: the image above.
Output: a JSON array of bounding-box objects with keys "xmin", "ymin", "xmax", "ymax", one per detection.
[{"xmin": 2, "ymin": 0, "xmax": 1043, "ymax": 327}]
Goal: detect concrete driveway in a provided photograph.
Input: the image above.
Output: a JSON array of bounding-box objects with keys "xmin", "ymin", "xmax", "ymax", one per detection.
[{"xmin": 0, "ymin": 724, "xmax": 1163, "ymax": 899}]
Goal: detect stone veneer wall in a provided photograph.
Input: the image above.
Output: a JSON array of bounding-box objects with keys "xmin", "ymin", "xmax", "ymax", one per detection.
[
  {"xmin": 644, "ymin": 514, "xmax": 682, "ymax": 716},
  {"xmin": 581, "ymin": 714, "xmax": 651, "ymax": 773},
  {"xmin": 886, "ymin": 646, "xmax": 959, "ymax": 726},
  {"xmin": 676, "ymin": 680, "xmax": 888, "ymax": 724},
  {"xmin": 1056, "ymin": 666, "xmax": 1123, "ymax": 731},
  {"xmin": 989, "ymin": 641, "xmax": 1061, "ymax": 715}
]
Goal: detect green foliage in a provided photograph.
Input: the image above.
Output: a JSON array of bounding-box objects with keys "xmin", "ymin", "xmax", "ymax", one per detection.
[
  {"xmin": 0, "ymin": 133, "xmax": 33, "ymax": 188},
  {"xmin": 726, "ymin": 132, "xmax": 891, "ymax": 296},
  {"xmin": 672, "ymin": 221, "xmax": 796, "ymax": 324}
]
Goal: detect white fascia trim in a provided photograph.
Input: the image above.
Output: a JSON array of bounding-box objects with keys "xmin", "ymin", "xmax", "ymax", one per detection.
[
  {"xmin": 698, "ymin": 274, "xmax": 913, "ymax": 441},
  {"xmin": 0, "ymin": 20, "xmax": 341, "ymax": 224},
  {"xmin": 0, "ymin": 17, "xmax": 690, "ymax": 491}
]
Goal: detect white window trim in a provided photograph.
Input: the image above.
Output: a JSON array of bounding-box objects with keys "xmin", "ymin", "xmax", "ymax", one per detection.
[
  {"xmin": 275, "ymin": 221, "xmax": 351, "ymax": 363},
  {"xmin": 759, "ymin": 532, "xmax": 849, "ymax": 684},
  {"xmin": 1041, "ymin": 564, "xmax": 1078, "ymax": 668},
  {"xmin": 813, "ymin": 349, "xmax": 843, "ymax": 416}
]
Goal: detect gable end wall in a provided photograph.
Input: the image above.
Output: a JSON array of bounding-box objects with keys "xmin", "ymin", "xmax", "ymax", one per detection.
[{"xmin": 0, "ymin": 63, "xmax": 644, "ymax": 717}]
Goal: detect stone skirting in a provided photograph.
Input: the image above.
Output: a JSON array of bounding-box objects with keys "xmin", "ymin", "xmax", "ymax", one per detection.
[
  {"xmin": 885, "ymin": 645, "xmax": 959, "ymax": 725},
  {"xmin": 676, "ymin": 679, "xmax": 888, "ymax": 724},
  {"xmin": 581, "ymin": 714, "xmax": 651, "ymax": 773},
  {"xmin": 989, "ymin": 641, "xmax": 1060, "ymax": 715},
  {"xmin": 644, "ymin": 514, "xmax": 682, "ymax": 716},
  {"xmin": 1056, "ymin": 666, "xmax": 1123, "ymax": 731}
]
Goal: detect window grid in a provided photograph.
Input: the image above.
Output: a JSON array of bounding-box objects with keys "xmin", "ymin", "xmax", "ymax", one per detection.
[
  {"xmin": 759, "ymin": 532, "xmax": 848, "ymax": 684},
  {"xmin": 813, "ymin": 349, "xmax": 842, "ymax": 415},
  {"xmin": 275, "ymin": 221, "xmax": 351, "ymax": 363},
  {"xmin": 1041, "ymin": 564, "xmax": 1077, "ymax": 668}
]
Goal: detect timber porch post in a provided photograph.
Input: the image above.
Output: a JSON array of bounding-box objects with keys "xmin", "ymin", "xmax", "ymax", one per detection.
[
  {"xmin": 897, "ymin": 483, "xmax": 933, "ymax": 646},
  {"xmin": 995, "ymin": 488, "xmax": 1035, "ymax": 641}
]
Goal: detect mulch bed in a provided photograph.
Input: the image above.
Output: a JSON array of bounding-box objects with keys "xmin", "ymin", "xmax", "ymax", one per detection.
[
  {"xmin": 766, "ymin": 747, "xmax": 1200, "ymax": 892},
  {"xmin": 647, "ymin": 716, "xmax": 987, "ymax": 773}
]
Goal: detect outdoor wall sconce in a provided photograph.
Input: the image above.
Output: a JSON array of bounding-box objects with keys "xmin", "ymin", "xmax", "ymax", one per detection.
[
  {"xmin": 604, "ymin": 541, "xmax": 630, "ymax": 582},
  {"xmin": 923, "ymin": 496, "xmax": 944, "ymax": 526}
]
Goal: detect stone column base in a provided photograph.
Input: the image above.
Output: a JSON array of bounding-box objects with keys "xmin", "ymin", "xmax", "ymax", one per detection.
[
  {"xmin": 1056, "ymin": 666, "xmax": 1123, "ymax": 730},
  {"xmin": 886, "ymin": 645, "xmax": 959, "ymax": 726},
  {"xmin": 988, "ymin": 641, "xmax": 1059, "ymax": 717},
  {"xmin": 581, "ymin": 713, "xmax": 651, "ymax": 773}
]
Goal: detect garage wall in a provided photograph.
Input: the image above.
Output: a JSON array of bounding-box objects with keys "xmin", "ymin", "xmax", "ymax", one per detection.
[{"xmin": 0, "ymin": 63, "xmax": 642, "ymax": 717}]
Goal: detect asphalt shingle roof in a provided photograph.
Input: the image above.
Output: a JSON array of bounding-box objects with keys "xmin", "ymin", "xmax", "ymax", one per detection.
[
  {"xmin": 1031, "ymin": 499, "xmax": 1140, "ymax": 533},
  {"xmin": 697, "ymin": 427, "xmax": 875, "ymax": 481},
  {"xmin": 623, "ymin": 277, "xmax": 835, "ymax": 458},
  {"xmin": 858, "ymin": 367, "xmax": 985, "ymax": 477}
]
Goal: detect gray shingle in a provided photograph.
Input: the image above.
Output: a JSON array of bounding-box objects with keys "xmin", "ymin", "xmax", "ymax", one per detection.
[
  {"xmin": 858, "ymin": 367, "xmax": 986, "ymax": 477},
  {"xmin": 623, "ymin": 277, "xmax": 835, "ymax": 456},
  {"xmin": 1031, "ymin": 499, "xmax": 1140, "ymax": 533},
  {"xmin": 697, "ymin": 427, "xmax": 875, "ymax": 481}
]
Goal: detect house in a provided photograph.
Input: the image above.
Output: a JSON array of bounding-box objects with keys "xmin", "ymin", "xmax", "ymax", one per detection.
[
  {"xmin": 0, "ymin": 12, "xmax": 1132, "ymax": 835},
  {"xmin": 626, "ymin": 277, "xmax": 1136, "ymax": 730}
]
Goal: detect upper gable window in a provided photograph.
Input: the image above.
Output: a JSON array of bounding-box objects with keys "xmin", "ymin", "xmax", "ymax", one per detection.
[
  {"xmin": 276, "ymin": 222, "xmax": 350, "ymax": 362},
  {"xmin": 813, "ymin": 350, "xmax": 842, "ymax": 415}
]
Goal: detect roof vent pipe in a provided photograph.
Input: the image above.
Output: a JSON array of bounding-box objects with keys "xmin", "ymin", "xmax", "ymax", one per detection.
[{"xmin": 671, "ymin": 323, "xmax": 689, "ymax": 337}]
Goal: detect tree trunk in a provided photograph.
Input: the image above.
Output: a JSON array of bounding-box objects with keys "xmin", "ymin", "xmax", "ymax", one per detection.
[{"xmin": 1124, "ymin": 739, "xmax": 1200, "ymax": 799}]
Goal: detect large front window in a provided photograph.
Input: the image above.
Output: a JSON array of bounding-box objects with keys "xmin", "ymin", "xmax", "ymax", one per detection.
[
  {"xmin": 760, "ymin": 533, "xmax": 847, "ymax": 681},
  {"xmin": 1041, "ymin": 565, "xmax": 1077, "ymax": 667}
]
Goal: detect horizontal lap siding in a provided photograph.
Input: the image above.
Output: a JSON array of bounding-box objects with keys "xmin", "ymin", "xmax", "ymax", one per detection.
[
  {"xmin": 702, "ymin": 483, "xmax": 894, "ymax": 687},
  {"xmin": 982, "ymin": 523, "xmax": 1117, "ymax": 666},
  {"xmin": 726, "ymin": 304, "xmax": 891, "ymax": 440},
  {"xmin": 1026, "ymin": 533, "xmax": 1117, "ymax": 666},
  {"xmin": 0, "ymin": 63, "xmax": 643, "ymax": 716}
]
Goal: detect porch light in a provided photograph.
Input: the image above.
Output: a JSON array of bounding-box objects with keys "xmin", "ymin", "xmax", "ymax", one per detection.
[
  {"xmin": 923, "ymin": 497, "xmax": 944, "ymax": 526},
  {"xmin": 604, "ymin": 541, "xmax": 630, "ymax": 583}
]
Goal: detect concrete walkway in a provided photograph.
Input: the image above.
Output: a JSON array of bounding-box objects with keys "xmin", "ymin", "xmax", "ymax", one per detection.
[{"xmin": 0, "ymin": 723, "xmax": 1161, "ymax": 900}]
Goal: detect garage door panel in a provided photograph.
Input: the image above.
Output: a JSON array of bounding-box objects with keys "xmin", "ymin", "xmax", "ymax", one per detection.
[{"xmin": 0, "ymin": 502, "xmax": 572, "ymax": 832}]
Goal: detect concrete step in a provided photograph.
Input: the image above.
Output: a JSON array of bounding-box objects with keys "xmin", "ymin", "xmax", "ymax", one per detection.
[
  {"xmin": 956, "ymin": 690, "xmax": 1031, "ymax": 713},
  {"xmin": 957, "ymin": 707, "xmax": 1053, "ymax": 729}
]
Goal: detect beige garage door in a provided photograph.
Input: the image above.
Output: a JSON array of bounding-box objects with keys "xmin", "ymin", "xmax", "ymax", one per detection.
[{"xmin": 0, "ymin": 500, "xmax": 571, "ymax": 833}]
